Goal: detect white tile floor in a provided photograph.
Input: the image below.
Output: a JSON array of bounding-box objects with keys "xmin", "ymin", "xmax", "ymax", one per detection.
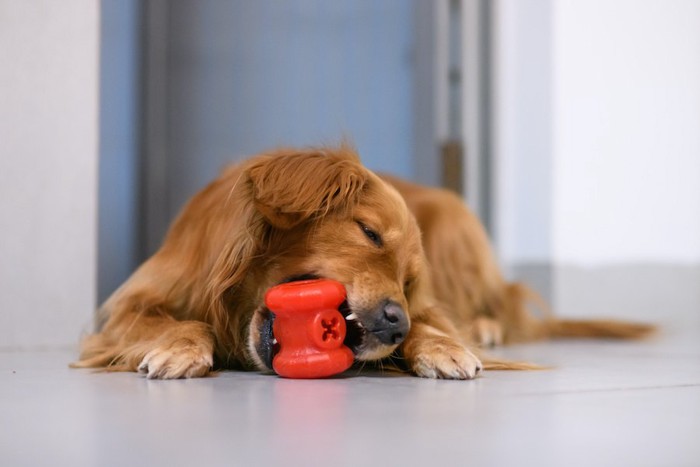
[{"xmin": 2, "ymin": 310, "xmax": 699, "ymax": 466}]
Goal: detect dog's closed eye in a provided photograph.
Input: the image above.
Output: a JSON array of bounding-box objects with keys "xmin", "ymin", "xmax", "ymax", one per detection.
[{"xmin": 357, "ymin": 221, "xmax": 383, "ymax": 248}]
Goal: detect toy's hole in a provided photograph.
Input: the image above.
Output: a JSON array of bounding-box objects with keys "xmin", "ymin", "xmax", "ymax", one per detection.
[{"xmin": 321, "ymin": 317, "xmax": 340, "ymax": 342}]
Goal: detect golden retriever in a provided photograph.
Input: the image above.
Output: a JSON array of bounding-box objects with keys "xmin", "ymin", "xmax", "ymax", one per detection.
[{"xmin": 72, "ymin": 145, "xmax": 653, "ymax": 379}]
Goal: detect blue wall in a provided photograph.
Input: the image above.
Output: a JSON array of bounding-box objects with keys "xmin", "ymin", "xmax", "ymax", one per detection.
[{"xmin": 99, "ymin": 0, "xmax": 140, "ymax": 302}]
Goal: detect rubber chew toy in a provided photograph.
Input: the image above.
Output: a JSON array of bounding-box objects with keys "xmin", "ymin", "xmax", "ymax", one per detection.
[{"xmin": 264, "ymin": 279, "xmax": 354, "ymax": 378}]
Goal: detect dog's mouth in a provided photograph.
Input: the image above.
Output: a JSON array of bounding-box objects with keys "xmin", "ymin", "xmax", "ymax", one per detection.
[
  {"xmin": 339, "ymin": 300, "xmax": 366, "ymax": 354},
  {"xmin": 258, "ymin": 299, "xmax": 366, "ymax": 370}
]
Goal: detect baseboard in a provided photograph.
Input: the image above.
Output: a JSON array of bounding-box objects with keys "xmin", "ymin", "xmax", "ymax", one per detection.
[{"xmin": 510, "ymin": 262, "xmax": 700, "ymax": 326}]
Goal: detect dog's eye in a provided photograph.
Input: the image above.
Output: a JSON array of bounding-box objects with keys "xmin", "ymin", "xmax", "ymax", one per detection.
[
  {"xmin": 357, "ymin": 222, "xmax": 383, "ymax": 247},
  {"xmin": 403, "ymin": 277, "xmax": 414, "ymax": 294}
]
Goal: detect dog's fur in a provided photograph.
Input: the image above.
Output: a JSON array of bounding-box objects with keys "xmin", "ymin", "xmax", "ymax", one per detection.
[{"xmin": 72, "ymin": 145, "xmax": 654, "ymax": 379}]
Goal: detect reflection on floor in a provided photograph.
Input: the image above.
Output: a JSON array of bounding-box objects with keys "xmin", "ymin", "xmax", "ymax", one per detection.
[{"xmin": 2, "ymin": 276, "xmax": 699, "ymax": 467}]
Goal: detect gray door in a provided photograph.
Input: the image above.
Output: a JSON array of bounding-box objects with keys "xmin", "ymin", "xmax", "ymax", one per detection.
[
  {"xmin": 98, "ymin": 0, "xmax": 487, "ymax": 303},
  {"xmin": 142, "ymin": 0, "xmax": 419, "ymax": 256}
]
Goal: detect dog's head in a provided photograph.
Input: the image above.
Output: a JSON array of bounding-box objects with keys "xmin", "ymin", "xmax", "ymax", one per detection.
[{"xmin": 241, "ymin": 146, "xmax": 425, "ymax": 371}]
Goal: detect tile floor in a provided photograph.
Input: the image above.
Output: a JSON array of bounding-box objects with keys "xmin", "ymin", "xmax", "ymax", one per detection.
[{"xmin": 2, "ymin": 308, "xmax": 699, "ymax": 466}]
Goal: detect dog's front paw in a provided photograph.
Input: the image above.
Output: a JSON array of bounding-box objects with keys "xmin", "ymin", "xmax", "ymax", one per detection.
[
  {"xmin": 138, "ymin": 336, "xmax": 213, "ymax": 379},
  {"xmin": 410, "ymin": 338, "xmax": 483, "ymax": 380}
]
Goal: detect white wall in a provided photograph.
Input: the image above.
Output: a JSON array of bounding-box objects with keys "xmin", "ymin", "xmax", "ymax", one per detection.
[
  {"xmin": 492, "ymin": 0, "xmax": 553, "ymax": 264},
  {"xmin": 494, "ymin": 0, "xmax": 700, "ymax": 268},
  {"xmin": 0, "ymin": 1, "xmax": 100, "ymax": 350},
  {"xmin": 552, "ymin": 0, "xmax": 700, "ymax": 265}
]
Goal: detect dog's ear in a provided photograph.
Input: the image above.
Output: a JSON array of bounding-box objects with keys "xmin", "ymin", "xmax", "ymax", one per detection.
[{"xmin": 246, "ymin": 148, "xmax": 368, "ymax": 229}]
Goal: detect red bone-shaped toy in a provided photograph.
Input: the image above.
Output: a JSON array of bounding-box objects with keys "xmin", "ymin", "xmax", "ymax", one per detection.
[{"xmin": 264, "ymin": 279, "xmax": 354, "ymax": 378}]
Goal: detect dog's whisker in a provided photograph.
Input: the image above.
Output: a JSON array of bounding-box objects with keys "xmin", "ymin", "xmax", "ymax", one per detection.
[{"xmin": 354, "ymin": 360, "xmax": 368, "ymax": 376}]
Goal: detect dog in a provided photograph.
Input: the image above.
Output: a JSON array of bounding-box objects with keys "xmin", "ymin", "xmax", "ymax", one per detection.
[{"xmin": 72, "ymin": 145, "xmax": 653, "ymax": 379}]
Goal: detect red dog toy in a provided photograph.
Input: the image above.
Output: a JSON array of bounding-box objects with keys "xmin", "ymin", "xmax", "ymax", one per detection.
[{"xmin": 264, "ymin": 279, "xmax": 354, "ymax": 379}]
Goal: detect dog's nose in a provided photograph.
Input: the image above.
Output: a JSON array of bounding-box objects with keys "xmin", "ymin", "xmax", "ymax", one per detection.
[{"xmin": 370, "ymin": 300, "xmax": 409, "ymax": 345}]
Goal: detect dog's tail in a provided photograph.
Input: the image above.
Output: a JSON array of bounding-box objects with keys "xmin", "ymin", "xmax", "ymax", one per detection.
[
  {"xmin": 479, "ymin": 354, "xmax": 547, "ymax": 371},
  {"xmin": 502, "ymin": 282, "xmax": 656, "ymax": 342},
  {"xmin": 542, "ymin": 318, "xmax": 656, "ymax": 339}
]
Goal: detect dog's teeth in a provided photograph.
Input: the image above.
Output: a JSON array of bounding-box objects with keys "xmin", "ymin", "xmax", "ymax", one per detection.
[
  {"xmin": 272, "ymin": 338, "xmax": 278, "ymax": 345},
  {"xmin": 345, "ymin": 313, "xmax": 358, "ymax": 321}
]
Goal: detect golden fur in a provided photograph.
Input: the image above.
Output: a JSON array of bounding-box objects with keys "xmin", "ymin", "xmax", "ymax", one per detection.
[{"xmin": 72, "ymin": 145, "xmax": 653, "ymax": 379}]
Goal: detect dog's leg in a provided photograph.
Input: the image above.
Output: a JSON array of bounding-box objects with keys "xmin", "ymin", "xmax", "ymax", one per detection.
[
  {"xmin": 469, "ymin": 316, "xmax": 505, "ymax": 347},
  {"xmin": 400, "ymin": 318, "xmax": 483, "ymax": 380},
  {"xmin": 73, "ymin": 308, "xmax": 216, "ymax": 379}
]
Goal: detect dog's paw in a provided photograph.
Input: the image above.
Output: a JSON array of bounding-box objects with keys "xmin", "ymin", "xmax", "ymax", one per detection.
[
  {"xmin": 411, "ymin": 339, "xmax": 483, "ymax": 380},
  {"xmin": 138, "ymin": 337, "xmax": 213, "ymax": 379},
  {"xmin": 472, "ymin": 317, "xmax": 504, "ymax": 347}
]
